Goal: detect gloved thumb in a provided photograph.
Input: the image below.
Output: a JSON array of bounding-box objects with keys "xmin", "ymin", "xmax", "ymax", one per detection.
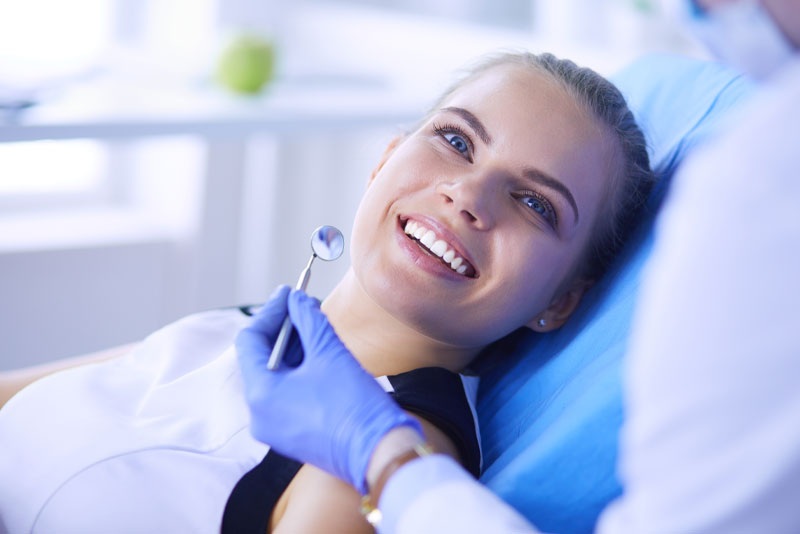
[
  {"xmin": 246, "ymin": 285, "xmax": 291, "ymax": 339},
  {"xmin": 236, "ymin": 285, "xmax": 290, "ymax": 370}
]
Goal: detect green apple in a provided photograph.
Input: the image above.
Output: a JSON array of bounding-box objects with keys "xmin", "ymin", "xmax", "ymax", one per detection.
[{"xmin": 216, "ymin": 34, "xmax": 276, "ymax": 94}]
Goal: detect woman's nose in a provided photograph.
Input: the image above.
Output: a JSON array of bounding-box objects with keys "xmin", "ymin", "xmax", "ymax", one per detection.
[{"xmin": 435, "ymin": 175, "xmax": 496, "ymax": 230}]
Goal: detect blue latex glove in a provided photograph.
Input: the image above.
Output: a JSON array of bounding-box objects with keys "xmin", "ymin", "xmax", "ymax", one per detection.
[{"xmin": 236, "ymin": 286, "xmax": 424, "ymax": 494}]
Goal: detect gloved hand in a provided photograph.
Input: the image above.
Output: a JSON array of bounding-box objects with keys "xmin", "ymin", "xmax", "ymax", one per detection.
[{"xmin": 236, "ymin": 285, "xmax": 424, "ymax": 494}]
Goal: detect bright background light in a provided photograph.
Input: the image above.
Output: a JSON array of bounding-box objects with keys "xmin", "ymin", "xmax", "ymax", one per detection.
[
  {"xmin": 0, "ymin": 0, "xmax": 111, "ymax": 85},
  {"xmin": 0, "ymin": 140, "xmax": 106, "ymax": 195}
]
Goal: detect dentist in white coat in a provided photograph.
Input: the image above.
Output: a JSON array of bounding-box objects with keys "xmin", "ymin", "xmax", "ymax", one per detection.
[{"xmin": 236, "ymin": 1, "xmax": 800, "ymax": 532}]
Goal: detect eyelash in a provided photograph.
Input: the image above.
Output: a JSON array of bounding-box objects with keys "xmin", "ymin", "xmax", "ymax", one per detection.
[
  {"xmin": 512, "ymin": 189, "xmax": 558, "ymax": 228},
  {"xmin": 432, "ymin": 122, "xmax": 474, "ymax": 161}
]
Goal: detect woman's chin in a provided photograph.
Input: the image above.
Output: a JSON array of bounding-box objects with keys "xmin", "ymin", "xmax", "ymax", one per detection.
[{"xmin": 365, "ymin": 286, "xmax": 489, "ymax": 346}]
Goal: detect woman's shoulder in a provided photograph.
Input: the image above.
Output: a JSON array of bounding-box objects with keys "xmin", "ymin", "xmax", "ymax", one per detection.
[{"xmin": 381, "ymin": 366, "xmax": 482, "ymax": 477}]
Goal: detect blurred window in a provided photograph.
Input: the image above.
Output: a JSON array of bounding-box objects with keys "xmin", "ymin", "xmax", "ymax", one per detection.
[
  {"xmin": 0, "ymin": 0, "xmax": 111, "ymax": 86},
  {"xmin": 0, "ymin": 140, "xmax": 109, "ymax": 210},
  {"xmin": 314, "ymin": 0, "xmax": 533, "ymax": 30},
  {"xmin": 0, "ymin": 0, "xmax": 217, "ymax": 212}
]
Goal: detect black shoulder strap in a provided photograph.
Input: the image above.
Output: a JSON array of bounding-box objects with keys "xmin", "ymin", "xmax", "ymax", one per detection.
[{"xmin": 387, "ymin": 367, "xmax": 481, "ymax": 478}]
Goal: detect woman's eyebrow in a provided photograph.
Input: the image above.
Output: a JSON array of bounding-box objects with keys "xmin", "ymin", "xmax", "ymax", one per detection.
[
  {"xmin": 523, "ymin": 168, "xmax": 580, "ymax": 223},
  {"xmin": 440, "ymin": 107, "xmax": 493, "ymax": 145}
]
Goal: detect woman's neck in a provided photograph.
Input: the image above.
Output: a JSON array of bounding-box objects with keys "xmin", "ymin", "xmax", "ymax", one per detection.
[{"xmin": 319, "ymin": 269, "xmax": 482, "ymax": 377}]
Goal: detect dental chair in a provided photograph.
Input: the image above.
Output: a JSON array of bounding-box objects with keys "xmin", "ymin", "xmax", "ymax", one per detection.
[{"xmin": 476, "ymin": 53, "xmax": 754, "ymax": 533}]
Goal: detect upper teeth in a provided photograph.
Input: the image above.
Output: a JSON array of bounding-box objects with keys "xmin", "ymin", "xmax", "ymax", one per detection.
[{"xmin": 404, "ymin": 220, "xmax": 469, "ymax": 275}]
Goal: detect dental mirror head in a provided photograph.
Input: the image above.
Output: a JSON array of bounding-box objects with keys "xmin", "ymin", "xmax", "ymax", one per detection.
[{"xmin": 311, "ymin": 225, "xmax": 344, "ymax": 261}]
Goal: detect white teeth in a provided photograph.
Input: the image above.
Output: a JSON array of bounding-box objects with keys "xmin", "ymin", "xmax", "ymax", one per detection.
[
  {"xmin": 420, "ymin": 230, "xmax": 436, "ymax": 248},
  {"xmin": 402, "ymin": 219, "xmax": 472, "ymax": 276},
  {"xmin": 430, "ymin": 240, "xmax": 447, "ymax": 257}
]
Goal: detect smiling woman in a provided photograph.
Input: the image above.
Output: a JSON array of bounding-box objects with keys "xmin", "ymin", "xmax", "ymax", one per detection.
[
  {"xmin": 341, "ymin": 53, "xmax": 653, "ymax": 356},
  {"xmin": 0, "ymin": 51, "xmax": 653, "ymax": 534}
]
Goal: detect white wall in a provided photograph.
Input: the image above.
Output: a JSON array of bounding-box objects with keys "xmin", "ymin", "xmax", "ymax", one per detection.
[{"xmin": 0, "ymin": 242, "xmax": 177, "ymax": 367}]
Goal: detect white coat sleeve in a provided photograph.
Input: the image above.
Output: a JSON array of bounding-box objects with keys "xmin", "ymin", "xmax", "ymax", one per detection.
[
  {"xmin": 378, "ymin": 455, "xmax": 538, "ymax": 534},
  {"xmin": 597, "ymin": 60, "xmax": 800, "ymax": 534}
]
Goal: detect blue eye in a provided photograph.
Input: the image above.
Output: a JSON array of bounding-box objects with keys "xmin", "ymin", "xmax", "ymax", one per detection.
[
  {"xmin": 523, "ymin": 196, "xmax": 548, "ymax": 216},
  {"xmin": 443, "ymin": 132, "xmax": 469, "ymax": 155},
  {"xmin": 432, "ymin": 122, "xmax": 473, "ymax": 160},
  {"xmin": 515, "ymin": 191, "xmax": 557, "ymax": 228}
]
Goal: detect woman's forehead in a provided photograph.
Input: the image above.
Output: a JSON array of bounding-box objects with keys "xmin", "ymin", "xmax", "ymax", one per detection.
[
  {"xmin": 441, "ymin": 66, "xmax": 598, "ymax": 136},
  {"xmin": 445, "ymin": 66, "xmax": 564, "ymax": 105},
  {"xmin": 440, "ymin": 66, "xmax": 607, "ymax": 157}
]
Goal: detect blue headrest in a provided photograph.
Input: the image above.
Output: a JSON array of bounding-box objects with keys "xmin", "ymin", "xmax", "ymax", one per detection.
[{"xmin": 476, "ymin": 54, "xmax": 753, "ymax": 533}]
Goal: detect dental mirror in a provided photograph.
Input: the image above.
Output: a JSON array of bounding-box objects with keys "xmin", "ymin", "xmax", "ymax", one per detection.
[
  {"xmin": 310, "ymin": 225, "xmax": 344, "ymax": 262},
  {"xmin": 267, "ymin": 225, "xmax": 344, "ymax": 370}
]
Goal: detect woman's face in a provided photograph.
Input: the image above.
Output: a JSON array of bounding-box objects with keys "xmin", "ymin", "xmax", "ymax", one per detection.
[{"xmin": 350, "ymin": 65, "xmax": 619, "ymax": 347}]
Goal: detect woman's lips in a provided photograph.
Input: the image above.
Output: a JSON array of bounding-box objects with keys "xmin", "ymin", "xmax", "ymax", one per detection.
[{"xmin": 395, "ymin": 215, "xmax": 477, "ymax": 279}]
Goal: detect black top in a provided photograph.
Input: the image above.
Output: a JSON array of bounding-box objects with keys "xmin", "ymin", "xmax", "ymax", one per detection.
[{"xmin": 221, "ymin": 366, "xmax": 481, "ymax": 533}]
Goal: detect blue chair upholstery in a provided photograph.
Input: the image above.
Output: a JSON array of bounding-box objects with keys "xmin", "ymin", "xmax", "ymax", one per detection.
[{"xmin": 476, "ymin": 54, "xmax": 753, "ymax": 533}]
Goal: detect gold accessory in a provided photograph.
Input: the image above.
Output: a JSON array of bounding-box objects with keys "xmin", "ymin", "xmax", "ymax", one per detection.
[{"xmin": 360, "ymin": 442, "xmax": 433, "ymax": 527}]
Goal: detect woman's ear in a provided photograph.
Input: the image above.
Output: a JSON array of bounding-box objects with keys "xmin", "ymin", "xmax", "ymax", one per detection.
[
  {"xmin": 368, "ymin": 135, "xmax": 404, "ymax": 187},
  {"xmin": 526, "ymin": 279, "xmax": 593, "ymax": 332}
]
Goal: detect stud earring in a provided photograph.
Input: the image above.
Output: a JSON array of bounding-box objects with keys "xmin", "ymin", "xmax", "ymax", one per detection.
[{"xmin": 537, "ymin": 318, "xmax": 546, "ymax": 327}]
